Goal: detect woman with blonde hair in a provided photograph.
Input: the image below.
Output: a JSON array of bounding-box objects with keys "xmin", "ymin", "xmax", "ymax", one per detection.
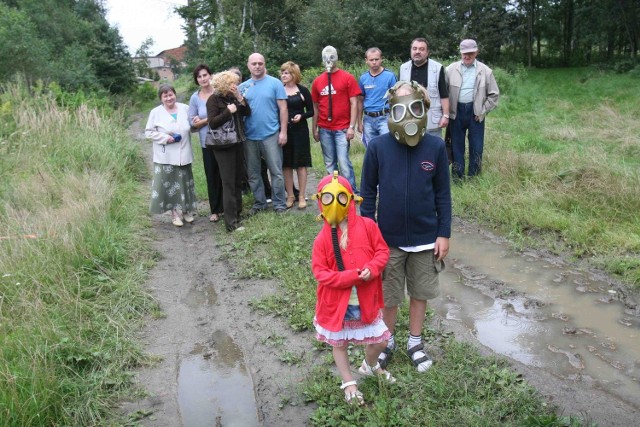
[
  {"xmin": 280, "ymin": 61, "xmax": 313, "ymax": 209},
  {"xmin": 206, "ymin": 71, "xmax": 251, "ymax": 231}
]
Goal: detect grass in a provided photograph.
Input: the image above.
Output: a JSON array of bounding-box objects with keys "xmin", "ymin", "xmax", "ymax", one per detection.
[
  {"xmin": 455, "ymin": 67, "xmax": 640, "ymax": 286},
  {"xmin": 210, "ymin": 66, "xmax": 640, "ymax": 425},
  {"xmin": 215, "ymin": 201, "xmax": 588, "ymax": 426},
  {"xmin": 0, "ymin": 83, "xmax": 156, "ymax": 426}
]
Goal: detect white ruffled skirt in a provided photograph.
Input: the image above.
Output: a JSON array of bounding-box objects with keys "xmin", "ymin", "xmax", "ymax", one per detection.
[{"xmin": 314, "ymin": 310, "xmax": 390, "ymax": 347}]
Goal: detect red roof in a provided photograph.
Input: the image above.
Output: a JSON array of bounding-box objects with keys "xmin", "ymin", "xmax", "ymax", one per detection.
[{"xmin": 156, "ymin": 45, "xmax": 187, "ymax": 63}]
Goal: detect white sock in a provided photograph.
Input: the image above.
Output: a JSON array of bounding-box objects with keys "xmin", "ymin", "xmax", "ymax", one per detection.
[
  {"xmin": 408, "ymin": 334, "xmax": 432, "ymax": 372},
  {"xmin": 408, "ymin": 334, "xmax": 422, "ymax": 350}
]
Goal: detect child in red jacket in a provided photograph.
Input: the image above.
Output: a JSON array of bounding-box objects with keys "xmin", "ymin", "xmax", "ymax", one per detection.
[{"xmin": 311, "ymin": 172, "xmax": 395, "ymax": 405}]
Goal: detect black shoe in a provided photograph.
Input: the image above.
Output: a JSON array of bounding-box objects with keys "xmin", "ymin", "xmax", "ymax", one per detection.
[
  {"xmin": 246, "ymin": 207, "xmax": 264, "ymax": 217},
  {"xmin": 274, "ymin": 208, "xmax": 287, "ymax": 215}
]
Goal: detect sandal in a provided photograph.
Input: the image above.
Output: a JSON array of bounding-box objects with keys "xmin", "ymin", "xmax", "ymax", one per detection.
[
  {"xmin": 407, "ymin": 342, "xmax": 433, "ymax": 373},
  {"xmin": 209, "ymin": 214, "xmax": 220, "ymax": 222},
  {"xmin": 378, "ymin": 343, "xmax": 396, "ymax": 369},
  {"xmin": 358, "ymin": 360, "xmax": 396, "ymax": 383},
  {"xmin": 340, "ymin": 380, "xmax": 364, "ymax": 406}
]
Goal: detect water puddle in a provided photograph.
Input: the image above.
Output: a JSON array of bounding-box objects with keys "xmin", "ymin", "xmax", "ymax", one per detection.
[
  {"xmin": 182, "ymin": 282, "xmax": 218, "ymax": 306},
  {"xmin": 177, "ymin": 330, "xmax": 259, "ymax": 426},
  {"xmin": 434, "ymin": 228, "xmax": 640, "ymax": 408}
]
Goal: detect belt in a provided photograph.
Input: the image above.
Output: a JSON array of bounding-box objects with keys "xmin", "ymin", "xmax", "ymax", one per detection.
[{"xmin": 364, "ymin": 110, "xmax": 389, "ymax": 118}]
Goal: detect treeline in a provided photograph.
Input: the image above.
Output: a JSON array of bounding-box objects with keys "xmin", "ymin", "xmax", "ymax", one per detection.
[
  {"xmin": 0, "ymin": 0, "xmax": 135, "ymax": 94},
  {"xmin": 178, "ymin": 0, "xmax": 639, "ymax": 72}
]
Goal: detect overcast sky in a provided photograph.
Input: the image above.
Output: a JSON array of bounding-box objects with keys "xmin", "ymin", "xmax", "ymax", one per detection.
[{"xmin": 104, "ymin": 0, "xmax": 188, "ymax": 55}]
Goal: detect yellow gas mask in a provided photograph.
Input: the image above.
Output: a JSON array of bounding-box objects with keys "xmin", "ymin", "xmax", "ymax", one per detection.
[{"xmin": 313, "ymin": 172, "xmax": 362, "ymax": 227}]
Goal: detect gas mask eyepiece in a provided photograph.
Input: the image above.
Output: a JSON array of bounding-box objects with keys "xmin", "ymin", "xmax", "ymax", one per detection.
[
  {"xmin": 321, "ymin": 46, "xmax": 338, "ymax": 72},
  {"xmin": 386, "ymin": 81, "xmax": 430, "ymax": 147}
]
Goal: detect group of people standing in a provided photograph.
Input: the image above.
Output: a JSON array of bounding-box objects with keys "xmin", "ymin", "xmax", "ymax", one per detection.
[
  {"xmin": 310, "ymin": 38, "xmax": 500, "ymax": 405},
  {"xmin": 144, "ymin": 55, "xmax": 316, "ymax": 231},
  {"xmin": 144, "ymin": 38, "xmax": 500, "ymax": 405}
]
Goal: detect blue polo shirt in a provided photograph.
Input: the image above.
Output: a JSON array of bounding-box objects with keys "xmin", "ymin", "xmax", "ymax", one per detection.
[
  {"xmin": 359, "ymin": 68, "xmax": 397, "ymax": 113},
  {"xmin": 239, "ymin": 75, "xmax": 287, "ymax": 140}
]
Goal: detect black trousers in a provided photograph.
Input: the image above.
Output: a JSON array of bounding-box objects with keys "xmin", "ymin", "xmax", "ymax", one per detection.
[
  {"xmin": 212, "ymin": 144, "xmax": 245, "ymax": 231},
  {"xmin": 202, "ymin": 146, "xmax": 223, "ymax": 214}
]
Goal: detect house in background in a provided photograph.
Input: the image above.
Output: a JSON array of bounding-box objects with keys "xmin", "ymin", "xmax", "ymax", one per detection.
[{"xmin": 133, "ymin": 45, "xmax": 187, "ymax": 85}]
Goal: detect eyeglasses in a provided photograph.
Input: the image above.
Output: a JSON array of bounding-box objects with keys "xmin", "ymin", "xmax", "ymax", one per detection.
[{"xmin": 390, "ymin": 100, "xmax": 425, "ymax": 123}]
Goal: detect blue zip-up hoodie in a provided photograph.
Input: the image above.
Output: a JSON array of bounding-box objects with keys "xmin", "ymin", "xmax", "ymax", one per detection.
[{"xmin": 360, "ymin": 133, "xmax": 452, "ymax": 247}]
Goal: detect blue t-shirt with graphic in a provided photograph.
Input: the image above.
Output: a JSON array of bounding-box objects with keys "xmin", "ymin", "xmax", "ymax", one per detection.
[{"xmin": 358, "ymin": 68, "xmax": 397, "ymax": 113}]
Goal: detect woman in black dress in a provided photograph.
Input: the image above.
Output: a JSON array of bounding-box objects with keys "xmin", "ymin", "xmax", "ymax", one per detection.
[{"xmin": 280, "ymin": 61, "xmax": 313, "ymax": 209}]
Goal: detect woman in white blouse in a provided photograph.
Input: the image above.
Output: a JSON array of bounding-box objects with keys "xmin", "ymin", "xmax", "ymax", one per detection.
[{"xmin": 145, "ymin": 84, "xmax": 197, "ymax": 227}]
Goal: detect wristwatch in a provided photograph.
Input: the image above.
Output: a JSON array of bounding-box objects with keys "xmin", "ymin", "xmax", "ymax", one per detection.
[
  {"xmin": 443, "ymin": 114, "xmax": 450, "ymax": 119},
  {"xmin": 349, "ymin": 124, "xmax": 356, "ymax": 130}
]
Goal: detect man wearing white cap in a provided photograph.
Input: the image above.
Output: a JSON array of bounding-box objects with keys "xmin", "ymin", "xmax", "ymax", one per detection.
[{"xmin": 445, "ymin": 39, "xmax": 500, "ymax": 180}]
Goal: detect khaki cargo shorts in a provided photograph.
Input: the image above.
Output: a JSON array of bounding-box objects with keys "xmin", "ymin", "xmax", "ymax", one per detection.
[{"xmin": 382, "ymin": 247, "xmax": 444, "ymax": 307}]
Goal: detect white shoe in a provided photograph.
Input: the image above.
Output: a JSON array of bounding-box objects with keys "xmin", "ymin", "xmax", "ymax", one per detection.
[{"xmin": 183, "ymin": 213, "xmax": 195, "ymax": 223}]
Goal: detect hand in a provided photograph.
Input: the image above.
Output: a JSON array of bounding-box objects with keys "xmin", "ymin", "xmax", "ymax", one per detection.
[
  {"xmin": 291, "ymin": 114, "xmax": 301, "ymax": 124},
  {"xmin": 439, "ymin": 117, "xmax": 449, "ymax": 128},
  {"xmin": 346, "ymin": 127, "xmax": 355, "ymax": 141},
  {"xmin": 278, "ymin": 132, "xmax": 287, "ymax": 146},
  {"xmin": 227, "ymin": 103, "xmax": 238, "ymax": 113},
  {"xmin": 358, "ymin": 268, "xmax": 371, "ymax": 281},
  {"xmin": 434, "ymin": 237, "xmax": 449, "ymax": 261},
  {"xmin": 357, "ymin": 122, "xmax": 363, "ymax": 134},
  {"xmin": 313, "ymin": 129, "xmax": 320, "ymax": 142}
]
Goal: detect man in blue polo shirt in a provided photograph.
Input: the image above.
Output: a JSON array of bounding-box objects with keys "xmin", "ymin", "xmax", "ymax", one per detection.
[
  {"xmin": 239, "ymin": 52, "xmax": 289, "ymax": 214},
  {"xmin": 357, "ymin": 47, "xmax": 397, "ymax": 148}
]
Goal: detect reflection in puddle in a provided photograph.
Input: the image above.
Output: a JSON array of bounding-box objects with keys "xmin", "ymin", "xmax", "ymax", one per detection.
[
  {"xmin": 177, "ymin": 331, "xmax": 258, "ymax": 426},
  {"xmin": 434, "ymin": 229, "xmax": 640, "ymax": 407}
]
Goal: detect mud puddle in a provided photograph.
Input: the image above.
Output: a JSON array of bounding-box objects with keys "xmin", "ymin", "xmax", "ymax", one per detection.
[
  {"xmin": 433, "ymin": 226, "xmax": 640, "ymax": 409},
  {"xmin": 177, "ymin": 330, "xmax": 259, "ymax": 426}
]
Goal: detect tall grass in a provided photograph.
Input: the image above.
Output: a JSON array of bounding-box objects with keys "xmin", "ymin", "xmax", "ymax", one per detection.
[
  {"xmin": 0, "ymin": 83, "xmax": 155, "ymax": 425},
  {"xmin": 455, "ymin": 68, "xmax": 640, "ymax": 286}
]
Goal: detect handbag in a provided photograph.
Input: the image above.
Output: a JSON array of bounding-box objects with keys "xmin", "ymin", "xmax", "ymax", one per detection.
[{"xmin": 205, "ymin": 116, "xmax": 238, "ymax": 149}]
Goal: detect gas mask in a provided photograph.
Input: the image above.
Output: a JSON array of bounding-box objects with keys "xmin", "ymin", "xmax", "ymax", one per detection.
[
  {"xmin": 321, "ymin": 46, "xmax": 338, "ymax": 72},
  {"xmin": 313, "ymin": 171, "xmax": 361, "ymax": 227},
  {"xmin": 386, "ymin": 81, "xmax": 430, "ymax": 147}
]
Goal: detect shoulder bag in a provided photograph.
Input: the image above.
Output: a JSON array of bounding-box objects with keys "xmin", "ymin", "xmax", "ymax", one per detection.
[{"xmin": 205, "ymin": 115, "xmax": 238, "ymax": 149}]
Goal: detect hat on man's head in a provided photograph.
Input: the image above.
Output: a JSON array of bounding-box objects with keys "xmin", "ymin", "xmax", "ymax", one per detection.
[{"xmin": 460, "ymin": 39, "xmax": 478, "ymax": 53}]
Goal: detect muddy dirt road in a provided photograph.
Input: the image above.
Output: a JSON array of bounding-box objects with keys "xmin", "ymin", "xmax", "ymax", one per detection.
[{"xmin": 120, "ymin": 116, "xmax": 639, "ymax": 426}]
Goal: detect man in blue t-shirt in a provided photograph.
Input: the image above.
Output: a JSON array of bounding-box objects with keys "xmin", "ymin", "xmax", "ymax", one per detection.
[
  {"xmin": 357, "ymin": 48, "xmax": 397, "ymax": 148},
  {"xmin": 239, "ymin": 53, "xmax": 289, "ymax": 214}
]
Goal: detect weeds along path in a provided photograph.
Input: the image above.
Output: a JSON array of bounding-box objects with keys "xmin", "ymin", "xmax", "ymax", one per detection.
[{"xmin": 118, "ymin": 114, "xmax": 315, "ymax": 426}]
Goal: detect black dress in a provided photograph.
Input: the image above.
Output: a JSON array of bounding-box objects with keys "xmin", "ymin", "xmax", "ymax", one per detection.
[{"xmin": 283, "ymin": 84, "xmax": 314, "ymax": 168}]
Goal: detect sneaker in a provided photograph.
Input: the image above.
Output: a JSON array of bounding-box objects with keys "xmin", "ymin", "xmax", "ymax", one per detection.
[
  {"xmin": 274, "ymin": 208, "xmax": 287, "ymax": 215},
  {"xmin": 234, "ymin": 226, "xmax": 246, "ymax": 232},
  {"xmin": 172, "ymin": 217, "xmax": 183, "ymax": 227},
  {"xmin": 183, "ymin": 213, "xmax": 195, "ymax": 223},
  {"xmin": 266, "ymin": 198, "xmax": 273, "ymax": 204}
]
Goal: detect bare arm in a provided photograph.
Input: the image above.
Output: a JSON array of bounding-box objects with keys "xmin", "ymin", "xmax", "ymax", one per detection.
[
  {"xmin": 312, "ymin": 103, "xmax": 320, "ymax": 142},
  {"xmin": 277, "ymin": 98, "xmax": 288, "ymax": 146},
  {"xmin": 346, "ymin": 96, "xmax": 357, "ymax": 141}
]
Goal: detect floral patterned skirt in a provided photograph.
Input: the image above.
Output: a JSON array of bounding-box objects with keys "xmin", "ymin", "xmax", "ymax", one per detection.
[{"xmin": 149, "ymin": 163, "xmax": 197, "ymax": 214}]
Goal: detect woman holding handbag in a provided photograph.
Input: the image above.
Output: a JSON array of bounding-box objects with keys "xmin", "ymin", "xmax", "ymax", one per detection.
[{"xmin": 206, "ymin": 71, "xmax": 251, "ymax": 232}]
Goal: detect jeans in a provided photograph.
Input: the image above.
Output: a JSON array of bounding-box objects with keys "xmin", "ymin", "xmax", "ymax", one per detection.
[
  {"xmin": 318, "ymin": 128, "xmax": 358, "ymax": 193},
  {"xmin": 426, "ymin": 128, "xmax": 443, "ymax": 138},
  {"xmin": 362, "ymin": 115, "xmax": 389, "ymax": 147},
  {"xmin": 450, "ymin": 102, "xmax": 485, "ymax": 179},
  {"xmin": 244, "ymin": 132, "xmax": 286, "ymax": 210}
]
